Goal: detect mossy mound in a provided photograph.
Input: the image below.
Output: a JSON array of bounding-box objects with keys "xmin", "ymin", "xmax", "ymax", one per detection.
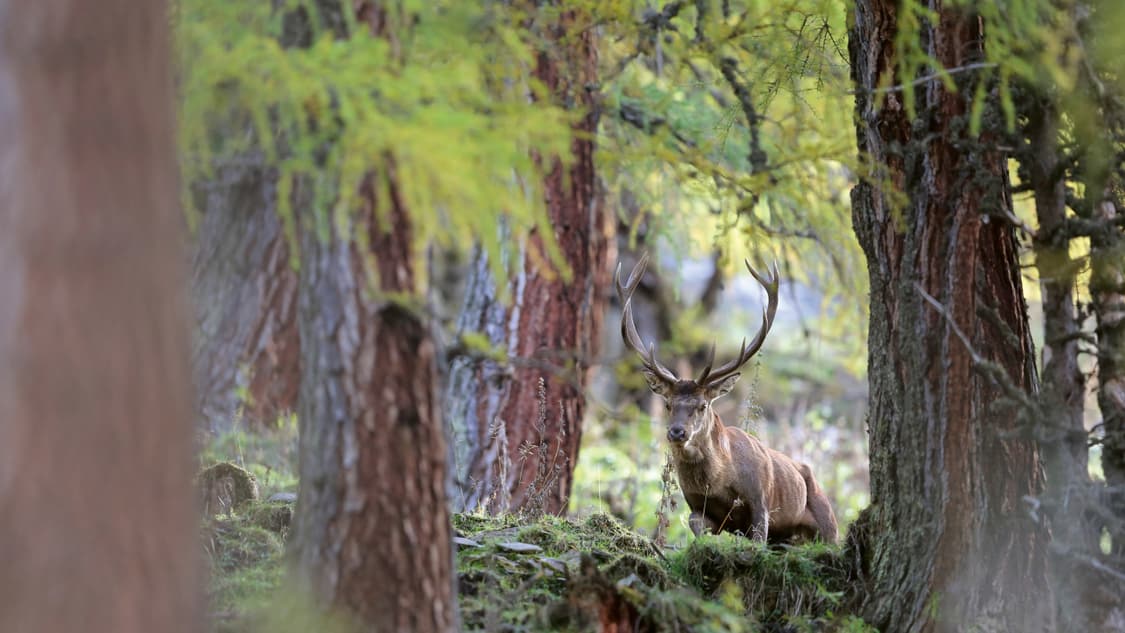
[
  {"xmin": 202, "ymin": 507, "xmax": 871, "ymax": 632},
  {"xmin": 666, "ymin": 535, "xmax": 869, "ymax": 632},
  {"xmin": 454, "ymin": 512, "xmax": 870, "ymax": 632},
  {"xmin": 245, "ymin": 501, "xmax": 294, "ymax": 534},
  {"xmin": 203, "ymin": 513, "xmax": 285, "ymax": 614},
  {"xmin": 198, "ymin": 462, "xmax": 260, "ymax": 516}
]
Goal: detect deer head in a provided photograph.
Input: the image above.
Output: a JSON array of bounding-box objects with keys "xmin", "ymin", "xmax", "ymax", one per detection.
[{"xmin": 615, "ymin": 253, "xmax": 779, "ymax": 454}]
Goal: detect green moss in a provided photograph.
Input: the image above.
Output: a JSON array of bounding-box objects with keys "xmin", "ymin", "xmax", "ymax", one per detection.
[
  {"xmin": 602, "ymin": 552, "xmax": 670, "ymax": 589},
  {"xmin": 198, "ymin": 462, "xmax": 261, "ymax": 515},
  {"xmin": 668, "ymin": 534, "xmax": 850, "ymax": 622},
  {"xmin": 451, "ymin": 511, "xmax": 522, "ymax": 535},
  {"xmin": 454, "ymin": 512, "xmax": 869, "ymax": 632},
  {"xmin": 203, "ymin": 507, "xmax": 871, "ymax": 632},
  {"xmin": 204, "ymin": 515, "xmax": 285, "ymax": 613},
  {"xmin": 245, "ymin": 502, "xmax": 294, "ymax": 534}
]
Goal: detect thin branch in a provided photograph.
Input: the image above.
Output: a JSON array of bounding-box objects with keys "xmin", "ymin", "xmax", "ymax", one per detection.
[
  {"xmin": 718, "ymin": 57, "xmax": 770, "ymax": 178},
  {"xmin": 848, "ymin": 62, "xmax": 997, "ymax": 96},
  {"xmin": 617, "ymin": 102, "xmax": 698, "ymax": 149}
]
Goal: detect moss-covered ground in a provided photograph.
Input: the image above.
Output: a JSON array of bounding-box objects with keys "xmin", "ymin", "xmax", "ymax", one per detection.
[{"xmin": 205, "ymin": 496, "xmax": 872, "ymax": 632}]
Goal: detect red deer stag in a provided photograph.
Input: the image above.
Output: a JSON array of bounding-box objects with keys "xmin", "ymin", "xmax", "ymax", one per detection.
[{"xmin": 616, "ymin": 254, "xmax": 837, "ymax": 543}]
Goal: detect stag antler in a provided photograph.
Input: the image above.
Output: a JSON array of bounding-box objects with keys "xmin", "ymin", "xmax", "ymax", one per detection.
[
  {"xmin": 696, "ymin": 260, "xmax": 779, "ymax": 387},
  {"xmin": 615, "ymin": 253, "xmax": 680, "ymax": 385}
]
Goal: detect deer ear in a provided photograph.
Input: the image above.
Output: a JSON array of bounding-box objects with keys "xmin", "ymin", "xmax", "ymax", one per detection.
[
  {"xmin": 642, "ymin": 370, "xmax": 671, "ymax": 396},
  {"xmin": 708, "ymin": 373, "xmax": 740, "ymax": 398}
]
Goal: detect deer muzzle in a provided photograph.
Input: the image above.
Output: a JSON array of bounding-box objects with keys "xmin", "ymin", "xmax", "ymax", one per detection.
[{"xmin": 667, "ymin": 425, "xmax": 687, "ymax": 442}]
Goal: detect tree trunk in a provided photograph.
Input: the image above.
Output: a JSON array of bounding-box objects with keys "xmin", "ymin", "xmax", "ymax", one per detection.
[
  {"xmin": 445, "ymin": 6, "xmax": 608, "ymax": 515},
  {"xmin": 191, "ymin": 160, "xmax": 300, "ymax": 433},
  {"xmin": 848, "ymin": 3, "xmax": 1053, "ymax": 632},
  {"xmin": 188, "ymin": 0, "xmax": 334, "ymax": 435},
  {"xmin": 286, "ymin": 3, "xmax": 454, "ymax": 628},
  {"xmin": 289, "ymin": 172, "xmax": 455, "ymax": 631},
  {"xmin": 1092, "ymin": 196, "xmax": 1125, "ymax": 556},
  {"xmin": 0, "ymin": 3, "xmax": 200, "ymax": 632},
  {"xmin": 1023, "ymin": 94, "xmax": 1105, "ymax": 630}
]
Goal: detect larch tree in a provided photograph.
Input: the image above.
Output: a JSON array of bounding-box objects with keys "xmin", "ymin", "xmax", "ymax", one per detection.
[
  {"xmin": 182, "ymin": 0, "xmax": 579, "ymax": 623},
  {"xmin": 0, "ymin": 2, "xmax": 200, "ymax": 632},
  {"xmin": 185, "ymin": 7, "xmax": 321, "ymax": 435},
  {"xmin": 286, "ymin": 3, "xmax": 455, "ymax": 631},
  {"xmin": 190, "ymin": 159, "xmax": 300, "ymax": 434},
  {"xmin": 445, "ymin": 4, "xmax": 608, "ymax": 515},
  {"xmin": 848, "ymin": 2, "xmax": 1053, "ymax": 631}
]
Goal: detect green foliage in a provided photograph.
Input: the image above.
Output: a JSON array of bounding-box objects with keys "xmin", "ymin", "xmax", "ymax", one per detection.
[
  {"xmin": 594, "ymin": 0, "xmax": 868, "ymax": 355},
  {"xmin": 177, "ymin": 0, "xmax": 578, "ymax": 283},
  {"xmin": 888, "ymin": 0, "xmax": 1110, "ymax": 133}
]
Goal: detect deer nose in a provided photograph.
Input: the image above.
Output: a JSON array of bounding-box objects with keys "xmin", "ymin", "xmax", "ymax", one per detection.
[{"xmin": 667, "ymin": 426, "xmax": 687, "ymax": 442}]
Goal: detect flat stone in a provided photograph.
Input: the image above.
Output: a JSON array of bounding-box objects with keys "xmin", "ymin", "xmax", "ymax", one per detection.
[
  {"xmin": 453, "ymin": 536, "xmax": 482, "ymax": 548},
  {"xmin": 267, "ymin": 492, "xmax": 297, "ymax": 503},
  {"xmin": 496, "ymin": 541, "xmax": 543, "ymax": 554}
]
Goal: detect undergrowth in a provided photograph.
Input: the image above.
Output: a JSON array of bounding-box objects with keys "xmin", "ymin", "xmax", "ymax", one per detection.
[{"xmin": 204, "ymin": 497, "xmax": 871, "ymax": 632}]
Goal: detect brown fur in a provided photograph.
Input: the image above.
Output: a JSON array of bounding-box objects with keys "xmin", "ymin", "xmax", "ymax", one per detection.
[
  {"xmin": 653, "ymin": 376, "xmax": 838, "ymax": 544},
  {"xmin": 617, "ymin": 255, "xmax": 836, "ymax": 544}
]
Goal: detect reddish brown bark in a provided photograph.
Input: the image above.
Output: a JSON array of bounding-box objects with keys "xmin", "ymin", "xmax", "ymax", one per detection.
[
  {"xmin": 446, "ymin": 6, "xmax": 609, "ymax": 515},
  {"xmin": 290, "ymin": 175, "xmax": 454, "ymax": 632},
  {"xmin": 0, "ymin": 2, "xmax": 200, "ymax": 632},
  {"xmin": 849, "ymin": 2, "xmax": 1052, "ymax": 631},
  {"xmin": 499, "ymin": 53, "xmax": 607, "ymax": 511}
]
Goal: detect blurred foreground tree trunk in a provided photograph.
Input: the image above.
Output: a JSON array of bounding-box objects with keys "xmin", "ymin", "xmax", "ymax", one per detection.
[
  {"xmin": 445, "ymin": 4, "xmax": 608, "ymax": 515},
  {"xmin": 848, "ymin": 3, "xmax": 1053, "ymax": 632},
  {"xmin": 288, "ymin": 3, "xmax": 455, "ymax": 632},
  {"xmin": 0, "ymin": 3, "xmax": 200, "ymax": 632}
]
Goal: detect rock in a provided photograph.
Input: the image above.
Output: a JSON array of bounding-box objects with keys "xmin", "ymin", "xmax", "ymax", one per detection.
[
  {"xmin": 453, "ymin": 536, "xmax": 482, "ymax": 548},
  {"xmin": 497, "ymin": 541, "xmax": 543, "ymax": 554},
  {"xmin": 197, "ymin": 462, "xmax": 259, "ymax": 516},
  {"xmin": 267, "ymin": 492, "xmax": 297, "ymax": 503}
]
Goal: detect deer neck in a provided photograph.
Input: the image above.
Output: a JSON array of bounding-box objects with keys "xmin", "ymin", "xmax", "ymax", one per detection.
[{"xmin": 672, "ymin": 408, "xmax": 730, "ymax": 465}]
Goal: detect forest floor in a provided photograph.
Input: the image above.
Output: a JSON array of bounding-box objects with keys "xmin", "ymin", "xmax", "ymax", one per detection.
[{"xmin": 201, "ymin": 462, "xmax": 873, "ymax": 633}]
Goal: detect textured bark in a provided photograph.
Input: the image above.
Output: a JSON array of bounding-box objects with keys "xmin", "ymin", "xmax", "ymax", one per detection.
[
  {"xmin": 0, "ymin": 3, "xmax": 200, "ymax": 632},
  {"xmin": 287, "ymin": 4, "xmax": 454, "ymax": 630},
  {"xmin": 191, "ymin": 161, "xmax": 299, "ymax": 433},
  {"xmin": 445, "ymin": 6, "xmax": 609, "ymax": 515},
  {"xmin": 848, "ymin": 3, "xmax": 1053, "ymax": 632},
  {"xmin": 445, "ymin": 246, "xmax": 512, "ymax": 511},
  {"xmin": 188, "ymin": 0, "xmax": 330, "ymax": 434},
  {"xmin": 290, "ymin": 173, "xmax": 455, "ymax": 631}
]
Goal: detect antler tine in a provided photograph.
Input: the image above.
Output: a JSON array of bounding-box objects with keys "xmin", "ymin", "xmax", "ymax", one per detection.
[
  {"xmin": 701, "ymin": 260, "xmax": 780, "ymax": 387},
  {"xmin": 616, "ymin": 253, "xmax": 679, "ymax": 384},
  {"xmin": 695, "ymin": 341, "xmax": 717, "ymax": 384},
  {"xmin": 615, "ymin": 252, "xmax": 649, "ymax": 304}
]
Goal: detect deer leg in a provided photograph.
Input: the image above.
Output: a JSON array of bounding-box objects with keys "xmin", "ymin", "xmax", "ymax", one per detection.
[
  {"xmin": 797, "ymin": 463, "xmax": 839, "ymax": 543},
  {"xmin": 749, "ymin": 502, "xmax": 769, "ymax": 542},
  {"xmin": 688, "ymin": 512, "xmax": 719, "ymax": 536}
]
